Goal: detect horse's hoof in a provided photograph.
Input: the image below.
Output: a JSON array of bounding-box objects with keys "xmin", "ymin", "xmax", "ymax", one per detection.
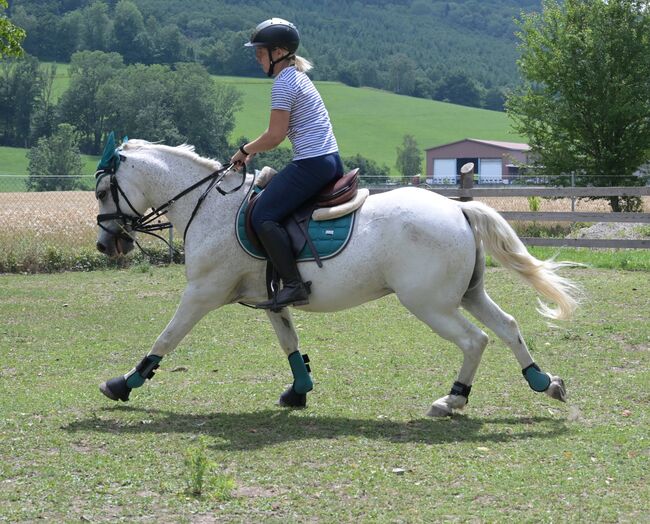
[
  {"xmin": 277, "ymin": 385, "xmax": 307, "ymax": 408},
  {"xmin": 99, "ymin": 376, "xmax": 131, "ymax": 402},
  {"xmin": 426, "ymin": 393, "xmax": 468, "ymax": 417},
  {"xmin": 426, "ymin": 401, "xmax": 453, "ymax": 417},
  {"xmin": 546, "ymin": 376, "xmax": 566, "ymax": 403}
]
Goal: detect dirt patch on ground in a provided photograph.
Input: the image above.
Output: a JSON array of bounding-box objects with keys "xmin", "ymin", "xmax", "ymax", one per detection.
[{"xmin": 570, "ymin": 222, "xmax": 650, "ymax": 240}]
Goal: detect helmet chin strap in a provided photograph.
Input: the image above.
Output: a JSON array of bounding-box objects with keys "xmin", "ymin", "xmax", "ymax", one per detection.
[{"xmin": 266, "ymin": 47, "xmax": 295, "ymax": 77}]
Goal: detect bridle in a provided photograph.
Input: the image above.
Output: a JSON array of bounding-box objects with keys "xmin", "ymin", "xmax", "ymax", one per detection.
[{"xmin": 95, "ymin": 153, "xmax": 246, "ymax": 256}]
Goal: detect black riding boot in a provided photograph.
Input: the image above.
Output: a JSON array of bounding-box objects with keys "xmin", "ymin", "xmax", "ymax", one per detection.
[{"xmin": 256, "ymin": 221, "xmax": 310, "ymax": 309}]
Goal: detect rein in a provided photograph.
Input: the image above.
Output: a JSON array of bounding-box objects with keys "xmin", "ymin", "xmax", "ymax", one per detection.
[{"xmin": 96, "ymin": 161, "xmax": 247, "ymax": 256}]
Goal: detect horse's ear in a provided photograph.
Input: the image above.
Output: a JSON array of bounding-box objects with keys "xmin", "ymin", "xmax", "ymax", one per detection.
[{"xmin": 97, "ymin": 131, "xmax": 117, "ymax": 171}]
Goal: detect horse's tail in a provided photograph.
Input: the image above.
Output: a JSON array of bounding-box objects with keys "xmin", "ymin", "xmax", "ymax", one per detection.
[{"xmin": 459, "ymin": 200, "xmax": 580, "ymax": 320}]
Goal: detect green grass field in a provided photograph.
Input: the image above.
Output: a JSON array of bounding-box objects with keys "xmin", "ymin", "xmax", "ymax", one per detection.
[
  {"xmin": 47, "ymin": 62, "xmax": 71, "ymax": 101},
  {"xmin": 0, "ymin": 265, "xmax": 648, "ymax": 522},
  {"xmin": 0, "ymin": 63, "xmax": 519, "ymax": 179},
  {"xmin": 0, "ymin": 145, "xmax": 99, "ymax": 186},
  {"xmin": 0, "ymin": 146, "xmax": 33, "ymax": 175}
]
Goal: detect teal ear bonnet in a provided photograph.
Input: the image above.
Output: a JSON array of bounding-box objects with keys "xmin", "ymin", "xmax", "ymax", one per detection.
[{"xmin": 96, "ymin": 131, "xmax": 128, "ymax": 173}]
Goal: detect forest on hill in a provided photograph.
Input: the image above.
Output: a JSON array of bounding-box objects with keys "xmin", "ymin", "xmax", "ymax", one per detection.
[{"xmin": 7, "ymin": 0, "xmax": 541, "ymax": 110}]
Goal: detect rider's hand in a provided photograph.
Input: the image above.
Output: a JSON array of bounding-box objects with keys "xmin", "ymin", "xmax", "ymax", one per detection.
[{"xmin": 231, "ymin": 146, "xmax": 252, "ymax": 169}]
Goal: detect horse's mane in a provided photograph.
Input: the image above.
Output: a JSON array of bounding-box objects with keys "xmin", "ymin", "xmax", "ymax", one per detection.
[{"xmin": 122, "ymin": 139, "xmax": 223, "ymax": 171}]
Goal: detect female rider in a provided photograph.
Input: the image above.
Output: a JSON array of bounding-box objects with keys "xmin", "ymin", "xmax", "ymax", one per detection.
[{"xmin": 230, "ymin": 18, "xmax": 343, "ymax": 310}]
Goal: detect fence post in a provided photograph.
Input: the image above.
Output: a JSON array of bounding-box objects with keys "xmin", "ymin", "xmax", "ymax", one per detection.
[
  {"xmin": 168, "ymin": 226, "xmax": 174, "ymax": 264},
  {"xmin": 571, "ymin": 172, "xmax": 576, "ymax": 212},
  {"xmin": 460, "ymin": 162, "xmax": 475, "ymax": 202}
]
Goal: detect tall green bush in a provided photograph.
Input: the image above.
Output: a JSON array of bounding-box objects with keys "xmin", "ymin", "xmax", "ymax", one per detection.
[{"xmin": 26, "ymin": 123, "xmax": 84, "ymax": 191}]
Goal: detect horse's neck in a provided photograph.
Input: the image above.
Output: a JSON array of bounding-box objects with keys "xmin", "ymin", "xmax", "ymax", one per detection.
[{"xmin": 140, "ymin": 155, "xmax": 251, "ymax": 237}]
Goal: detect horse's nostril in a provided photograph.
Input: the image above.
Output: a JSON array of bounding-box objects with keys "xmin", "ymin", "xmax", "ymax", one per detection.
[{"xmin": 96, "ymin": 242, "xmax": 106, "ymax": 253}]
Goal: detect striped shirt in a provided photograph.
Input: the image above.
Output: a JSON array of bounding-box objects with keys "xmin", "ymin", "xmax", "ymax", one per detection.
[{"xmin": 271, "ymin": 66, "xmax": 338, "ymax": 161}]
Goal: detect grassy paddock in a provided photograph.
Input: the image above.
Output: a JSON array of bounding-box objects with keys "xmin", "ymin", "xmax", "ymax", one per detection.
[
  {"xmin": 0, "ymin": 266, "xmax": 648, "ymax": 522},
  {"xmin": 0, "ymin": 146, "xmax": 98, "ymax": 182}
]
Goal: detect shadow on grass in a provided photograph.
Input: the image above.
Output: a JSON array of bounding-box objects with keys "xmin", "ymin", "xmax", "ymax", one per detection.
[{"xmin": 63, "ymin": 406, "xmax": 569, "ymax": 450}]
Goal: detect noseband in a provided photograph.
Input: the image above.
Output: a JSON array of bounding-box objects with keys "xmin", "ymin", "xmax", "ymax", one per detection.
[{"xmin": 95, "ymin": 160, "xmax": 246, "ymax": 255}]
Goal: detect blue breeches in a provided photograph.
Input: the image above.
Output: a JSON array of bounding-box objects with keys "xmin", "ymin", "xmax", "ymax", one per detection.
[{"xmin": 251, "ymin": 153, "xmax": 343, "ymax": 233}]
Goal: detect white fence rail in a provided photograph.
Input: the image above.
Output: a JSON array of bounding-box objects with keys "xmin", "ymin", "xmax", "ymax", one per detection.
[{"xmin": 370, "ymin": 185, "xmax": 650, "ymax": 249}]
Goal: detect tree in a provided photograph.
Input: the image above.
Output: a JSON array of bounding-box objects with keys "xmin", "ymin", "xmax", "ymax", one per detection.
[
  {"xmin": 0, "ymin": 55, "xmax": 42, "ymax": 146},
  {"xmin": 96, "ymin": 62, "xmax": 241, "ymax": 157},
  {"xmin": 337, "ymin": 61, "xmax": 361, "ymax": 88},
  {"xmin": 356, "ymin": 59, "xmax": 380, "ymax": 88},
  {"xmin": 148, "ymin": 21, "xmax": 191, "ymax": 64},
  {"xmin": 79, "ymin": 1, "xmax": 112, "ymax": 52},
  {"xmin": 198, "ymin": 31, "xmax": 258, "ymax": 77},
  {"xmin": 435, "ymin": 71, "xmax": 482, "ymax": 107},
  {"xmin": 56, "ymin": 11, "xmax": 83, "ymax": 61},
  {"xmin": 387, "ymin": 53, "xmax": 417, "ymax": 96},
  {"xmin": 112, "ymin": 0, "xmax": 146, "ymax": 64},
  {"xmin": 29, "ymin": 62, "xmax": 57, "ymax": 143},
  {"xmin": 57, "ymin": 50, "xmax": 124, "ymax": 153},
  {"xmin": 506, "ymin": 0, "xmax": 650, "ymax": 211},
  {"xmin": 26, "ymin": 123, "xmax": 84, "ymax": 191},
  {"xmin": 412, "ymin": 72, "xmax": 435, "ymax": 100},
  {"xmin": 395, "ymin": 134, "xmax": 423, "ymax": 182},
  {"xmin": 343, "ymin": 154, "xmax": 390, "ymax": 186},
  {"xmin": 483, "ymin": 86, "xmax": 506, "ymax": 111},
  {"xmin": 96, "ymin": 63, "xmax": 183, "ymax": 149},
  {"xmin": 171, "ymin": 63, "xmax": 242, "ymax": 155},
  {"xmin": 0, "ymin": 0, "xmax": 25, "ymax": 58}
]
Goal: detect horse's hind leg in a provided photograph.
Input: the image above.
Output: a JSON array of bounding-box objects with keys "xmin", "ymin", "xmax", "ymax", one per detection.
[
  {"xmin": 398, "ymin": 296, "xmax": 489, "ymax": 417},
  {"xmin": 266, "ymin": 308, "xmax": 313, "ymax": 408},
  {"xmin": 461, "ymin": 286, "xmax": 567, "ymax": 403}
]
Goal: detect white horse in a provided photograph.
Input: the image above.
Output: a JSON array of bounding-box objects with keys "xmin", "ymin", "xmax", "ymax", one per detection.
[{"xmin": 95, "ymin": 139, "xmax": 579, "ymax": 416}]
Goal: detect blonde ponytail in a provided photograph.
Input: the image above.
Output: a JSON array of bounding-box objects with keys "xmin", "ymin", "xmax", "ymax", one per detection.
[{"xmin": 293, "ymin": 55, "xmax": 313, "ymax": 73}]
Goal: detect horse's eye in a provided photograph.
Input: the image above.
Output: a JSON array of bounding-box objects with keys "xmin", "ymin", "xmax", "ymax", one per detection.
[{"xmin": 97, "ymin": 190, "xmax": 107, "ymax": 200}]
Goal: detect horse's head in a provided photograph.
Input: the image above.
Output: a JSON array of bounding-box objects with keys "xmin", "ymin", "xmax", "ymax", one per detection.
[
  {"xmin": 95, "ymin": 134, "xmax": 245, "ymax": 258},
  {"xmin": 95, "ymin": 133, "xmax": 147, "ymax": 257}
]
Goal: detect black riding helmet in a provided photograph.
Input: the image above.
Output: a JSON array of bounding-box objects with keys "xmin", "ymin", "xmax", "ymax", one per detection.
[{"xmin": 245, "ymin": 18, "xmax": 300, "ymax": 77}]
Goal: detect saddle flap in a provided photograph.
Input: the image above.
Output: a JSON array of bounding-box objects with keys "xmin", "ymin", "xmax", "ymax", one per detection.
[
  {"xmin": 237, "ymin": 190, "xmax": 357, "ymax": 264},
  {"xmin": 244, "ymin": 190, "xmax": 266, "ymax": 253},
  {"xmin": 244, "ymin": 190, "xmax": 308, "ymax": 257}
]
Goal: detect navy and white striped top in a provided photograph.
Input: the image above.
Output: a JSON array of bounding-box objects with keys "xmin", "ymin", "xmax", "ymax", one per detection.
[{"xmin": 271, "ymin": 67, "xmax": 338, "ymax": 161}]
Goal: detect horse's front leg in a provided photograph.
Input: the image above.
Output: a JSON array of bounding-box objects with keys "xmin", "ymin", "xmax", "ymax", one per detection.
[
  {"xmin": 100, "ymin": 280, "xmax": 226, "ymax": 402},
  {"xmin": 265, "ymin": 308, "xmax": 313, "ymax": 408}
]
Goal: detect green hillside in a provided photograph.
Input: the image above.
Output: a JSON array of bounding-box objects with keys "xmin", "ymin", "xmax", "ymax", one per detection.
[
  {"xmin": 217, "ymin": 76, "xmax": 521, "ymax": 171},
  {"xmin": 4, "ymin": 66, "xmax": 520, "ymax": 179}
]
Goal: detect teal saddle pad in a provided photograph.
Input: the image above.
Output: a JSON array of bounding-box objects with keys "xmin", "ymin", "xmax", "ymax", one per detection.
[{"xmin": 235, "ymin": 192, "xmax": 356, "ymax": 262}]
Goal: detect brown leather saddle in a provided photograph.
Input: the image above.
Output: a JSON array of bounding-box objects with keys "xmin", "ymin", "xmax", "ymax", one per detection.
[{"xmin": 244, "ymin": 168, "xmax": 359, "ymax": 268}]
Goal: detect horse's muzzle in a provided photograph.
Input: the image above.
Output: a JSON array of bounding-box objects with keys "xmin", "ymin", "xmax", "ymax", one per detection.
[{"xmin": 96, "ymin": 230, "xmax": 134, "ymax": 258}]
